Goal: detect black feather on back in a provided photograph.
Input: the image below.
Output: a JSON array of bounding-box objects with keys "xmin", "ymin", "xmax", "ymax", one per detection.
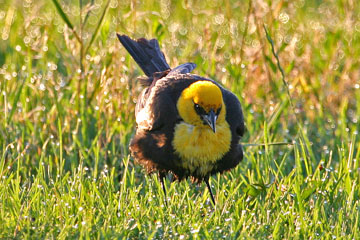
[{"xmin": 167, "ymin": 63, "xmax": 197, "ymax": 76}]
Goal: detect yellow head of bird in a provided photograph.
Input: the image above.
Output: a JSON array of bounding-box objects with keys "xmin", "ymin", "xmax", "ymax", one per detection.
[{"xmin": 177, "ymin": 81, "xmax": 226, "ymax": 132}]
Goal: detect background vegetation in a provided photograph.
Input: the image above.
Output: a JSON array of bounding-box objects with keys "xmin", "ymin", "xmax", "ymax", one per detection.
[{"xmin": 1, "ymin": 0, "xmax": 359, "ymax": 238}]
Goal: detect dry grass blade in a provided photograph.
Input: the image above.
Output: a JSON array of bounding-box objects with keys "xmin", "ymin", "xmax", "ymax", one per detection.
[
  {"xmin": 82, "ymin": 0, "xmax": 95, "ymax": 28},
  {"xmin": 51, "ymin": 0, "xmax": 81, "ymax": 43}
]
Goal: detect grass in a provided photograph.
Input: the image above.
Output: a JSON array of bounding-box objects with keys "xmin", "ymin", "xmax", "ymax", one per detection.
[{"xmin": 1, "ymin": 0, "xmax": 360, "ymax": 238}]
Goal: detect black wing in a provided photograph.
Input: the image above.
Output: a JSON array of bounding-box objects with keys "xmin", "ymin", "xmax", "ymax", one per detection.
[
  {"xmin": 223, "ymin": 89, "xmax": 245, "ymax": 138},
  {"xmin": 134, "ymin": 78, "xmax": 178, "ymax": 131}
]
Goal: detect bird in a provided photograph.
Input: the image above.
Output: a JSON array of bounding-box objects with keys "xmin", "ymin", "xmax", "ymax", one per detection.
[{"xmin": 117, "ymin": 34, "xmax": 245, "ymax": 205}]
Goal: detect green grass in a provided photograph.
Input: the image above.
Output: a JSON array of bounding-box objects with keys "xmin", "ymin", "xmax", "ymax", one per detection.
[{"xmin": 1, "ymin": 0, "xmax": 360, "ymax": 238}]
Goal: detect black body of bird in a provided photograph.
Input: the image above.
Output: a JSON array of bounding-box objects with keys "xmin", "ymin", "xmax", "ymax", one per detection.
[{"xmin": 117, "ymin": 34, "xmax": 245, "ymax": 204}]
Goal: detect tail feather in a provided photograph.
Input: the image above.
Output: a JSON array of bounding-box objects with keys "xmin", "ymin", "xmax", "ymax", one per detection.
[{"xmin": 117, "ymin": 34, "xmax": 171, "ymax": 77}]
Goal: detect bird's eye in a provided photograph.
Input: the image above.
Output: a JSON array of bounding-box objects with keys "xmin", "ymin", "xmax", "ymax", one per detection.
[{"xmin": 194, "ymin": 103, "xmax": 205, "ymax": 115}]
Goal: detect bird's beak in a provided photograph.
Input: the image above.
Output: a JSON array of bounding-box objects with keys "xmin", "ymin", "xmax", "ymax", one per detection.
[{"xmin": 203, "ymin": 109, "xmax": 217, "ymax": 133}]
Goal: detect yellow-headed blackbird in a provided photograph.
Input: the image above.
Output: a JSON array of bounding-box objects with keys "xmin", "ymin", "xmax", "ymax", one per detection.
[{"xmin": 117, "ymin": 34, "xmax": 245, "ymax": 204}]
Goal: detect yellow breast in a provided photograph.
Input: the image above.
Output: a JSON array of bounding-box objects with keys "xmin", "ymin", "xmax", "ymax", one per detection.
[{"xmin": 172, "ymin": 121, "xmax": 231, "ymax": 176}]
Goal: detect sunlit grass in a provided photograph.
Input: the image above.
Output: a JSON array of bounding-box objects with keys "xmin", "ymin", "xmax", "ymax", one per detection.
[{"xmin": 1, "ymin": 0, "xmax": 359, "ymax": 238}]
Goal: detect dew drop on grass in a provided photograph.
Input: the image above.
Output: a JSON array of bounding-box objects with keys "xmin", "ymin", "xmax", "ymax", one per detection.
[
  {"xmin": 279, "ymin": 12, "xmax": 290, "ymax": 24},
  {"xmin": 179, "ymin": 27, "xmax": 187, "ymax": 36}
]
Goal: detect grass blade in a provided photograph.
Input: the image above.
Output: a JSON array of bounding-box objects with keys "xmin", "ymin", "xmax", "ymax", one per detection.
[
  {"xmin": 51, "ymin": 0, "xmax": 81, "ymax": 43},
  {"xmin": 263, "ymin": 25, "xmax": 311, "ymax": 161},
  {"xmin": 242, "ymin": 142, "xmax": 293, "ymax": 147},
  {"xmin": 6, "ymin": 79, "xmax": 25, "ymax": 125},
  {"xmin": 84, "ymin": 0, "xmax": 110, "ymax": 54}
]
